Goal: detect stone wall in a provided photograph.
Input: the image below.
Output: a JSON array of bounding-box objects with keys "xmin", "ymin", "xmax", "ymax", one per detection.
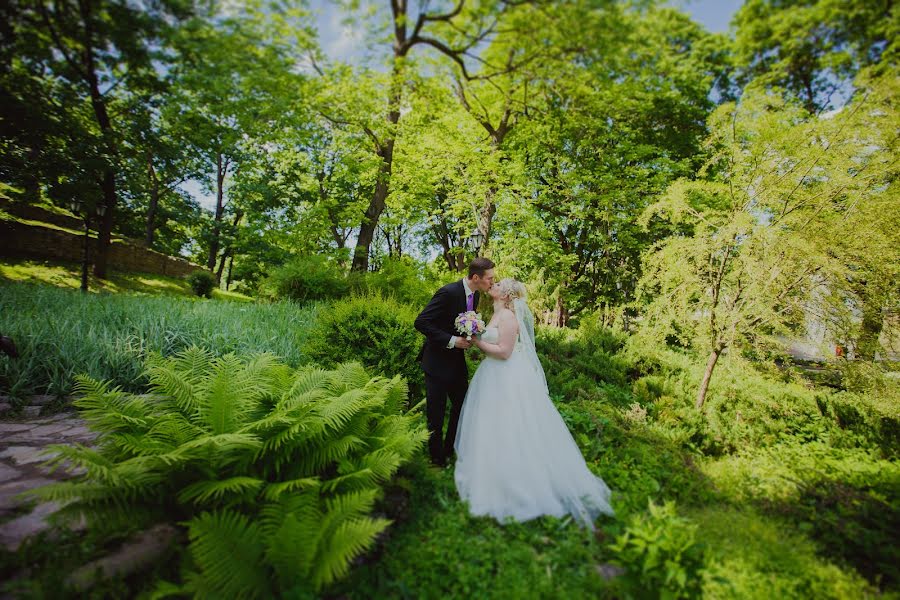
[
  {"xmin": 0, "ymin": 220, "xmax": 202, "ymax": 279},
  {"xmin": 0, "ymin": 200, "xmax": 82, "ymax": 230}
]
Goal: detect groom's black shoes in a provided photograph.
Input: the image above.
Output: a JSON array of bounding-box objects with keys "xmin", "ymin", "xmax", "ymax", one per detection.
[{"xmin": 0, "ymin": 335, "xmax": 18, "ymax": 358}]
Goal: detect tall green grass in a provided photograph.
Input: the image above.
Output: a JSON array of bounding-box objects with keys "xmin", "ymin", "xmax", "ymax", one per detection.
[{"xmin": 0, "ymin": 282, "xmax": 317, "ymax": 398}]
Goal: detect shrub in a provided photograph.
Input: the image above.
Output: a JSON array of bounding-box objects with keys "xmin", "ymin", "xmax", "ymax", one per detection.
[
  {"xmin": 186, "ymin": 270, "xmax": 216, "ymax": 298},
  {"xmin": 261, "ymin": 255, "xmax": 349, "ymax": 304},
  {"xmin": 349, "ymin": 256, "xmax": 436, "ymax": 308},
  {"xmin": 608, "ymin": 501, "xmax": 705, "ymax": 599},
  {"xmin": 303, "ymin": 294, "xmax": 424, "ymax": 398},
  {"xmin": 36, "ymin": 348, "xmax": 427, "ymax": 596}
]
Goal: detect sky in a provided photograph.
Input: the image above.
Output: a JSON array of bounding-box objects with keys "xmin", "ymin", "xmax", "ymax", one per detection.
[{"xmin": 184, "ymin": 0, "xmax": 744, "ymax": 210}]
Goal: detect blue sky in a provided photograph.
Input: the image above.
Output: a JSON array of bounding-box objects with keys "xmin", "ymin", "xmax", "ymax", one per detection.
[{"xmin": 186, "ymin": 0, "xmax": 744, "ymax": 209}]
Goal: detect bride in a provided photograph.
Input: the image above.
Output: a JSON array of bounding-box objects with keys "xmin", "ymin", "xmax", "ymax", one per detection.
[{"xmin": 454, "ymin": 278, "xmax": 614, "ymax": 528}]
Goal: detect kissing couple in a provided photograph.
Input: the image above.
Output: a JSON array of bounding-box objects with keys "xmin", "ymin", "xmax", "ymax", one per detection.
[{"xmin": 414, "ymin": 258, "xmax": 614, "ymax": 528}]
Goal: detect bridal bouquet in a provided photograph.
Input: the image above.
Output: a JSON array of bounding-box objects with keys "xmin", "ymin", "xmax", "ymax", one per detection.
[{"xmin": 455, "ymin": 311, "xmax": 486, "ymax": 341}]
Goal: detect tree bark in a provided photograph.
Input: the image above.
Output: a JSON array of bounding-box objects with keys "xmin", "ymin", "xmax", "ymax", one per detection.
[
  {"xmin": 145, "ymin": 156, "xmax": 159, "ymax": 248},
  {"xmin": 207, "ymin": 152, "xmax": 227, "ymax": 271},
  {"xmin": 77, "ymin": 0, "xmax": 117, "ymax": 279},
  {"xmin": 554, "ymin": 290, "xmax": 568, "ymax": 327},
  {"xmin": 696, "ymin": 346, "xmax": 722, "ymax": 409},
  {"xmin": 214, "ymin": 209, "xmax": 242, "ymax": 283},
  {"xmin": 351, "ymin": 82, "xmax": 398, "ymax": 272},
  {"xmin": 225, "ymin": 253, "xmax": 235, "ymax": 290}
]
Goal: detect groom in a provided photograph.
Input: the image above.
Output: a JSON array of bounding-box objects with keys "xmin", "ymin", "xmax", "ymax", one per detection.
[{"xmin": 414, "ymin": 257, "xmax": 495, "ymax": 466}]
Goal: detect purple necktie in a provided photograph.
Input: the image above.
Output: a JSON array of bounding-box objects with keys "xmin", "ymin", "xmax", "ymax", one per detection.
[{"xmin": 466, "ymin": 293, "xmax": 474, "ymax": 312}]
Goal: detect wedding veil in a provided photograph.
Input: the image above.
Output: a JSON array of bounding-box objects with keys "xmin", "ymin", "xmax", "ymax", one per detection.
[{"xmin": 513, "ymin": 297, "xmax": 548, "ymax": 391}]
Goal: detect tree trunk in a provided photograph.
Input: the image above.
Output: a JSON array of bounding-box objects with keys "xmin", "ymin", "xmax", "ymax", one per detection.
[
  {"xmin": 145, "ymin": 156, "xmax": 159, "ymax": 248},
  {"xmin": 477, "ymin": 188, "xmax": 497, "ymax": 253},
  {"xmin": 225, "ymin": 253, "xmax": 235, "ymax": 290},
  {"xmin": 696, "ymin": 347, "xmax": 722, "ymax": 409},
  {"xmin": 207, "ymin": 152, "xmax": 226, "ymax": 271},
  {"xmin": 554, "ymin": 291, "xmax": 568, "ymax": 327},
  {"xmin": 351, "ymin": 3, "xmax": 406, "ymax": 272},
  {"xmin": 24, "ymin": 141, "xmax": 42, "ymax": 203},
  {"xmin": 351, "ymin": 124, "xmax": 396, "ymax": 272},
  {"xmin": 79, "ymin": 0, "xmax": 117, "ymax": 279},
  {"xmin": 215, "ymin": 248, "xmax": 229, "ymax": 282},
  {"xmin": 93, "ymin": 170, "xmax": 115, "ymax": 278}
]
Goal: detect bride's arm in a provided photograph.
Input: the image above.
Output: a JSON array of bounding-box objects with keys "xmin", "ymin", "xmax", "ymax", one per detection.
[{"xmin": 474, "ymin": 312, "xmax": 518, "ymax": 360}]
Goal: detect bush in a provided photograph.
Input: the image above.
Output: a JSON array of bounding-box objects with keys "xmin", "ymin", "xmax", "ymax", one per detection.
[
  {"xmin": 349, "ymin": 256, "xmax": 437, "ymax": 308},
  {"xmin": 303, "ymin": 294, "xmax": 424, "ymax": 398},
  {"xmin": 261, "ymin": 255, "xmax": 349, "ymax": 304},
  {"xmin": 36, "ymin": 348, "xmax": 427, "ymax": 596},
  {"xmin": 608, "ymin": 500, "xmax": 705, "ymax": 599},
  {"xmin": 186, "ymin": 270, "xmax": 216, "ymax": 298},
  {"xmin": 537, "ymin": 326, "xmax": 632, "ymax": 400}
]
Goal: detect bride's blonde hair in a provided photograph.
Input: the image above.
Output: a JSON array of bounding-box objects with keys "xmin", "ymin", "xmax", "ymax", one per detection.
[{"xmin": 497, "ymin": 278, "xmax": 526, "ymax": 309}]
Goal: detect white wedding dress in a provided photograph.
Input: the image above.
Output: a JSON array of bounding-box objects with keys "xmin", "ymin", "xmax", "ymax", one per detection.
[{"xmin": 454, "ymin": 302, "xmax": 614, "ymax": 528}]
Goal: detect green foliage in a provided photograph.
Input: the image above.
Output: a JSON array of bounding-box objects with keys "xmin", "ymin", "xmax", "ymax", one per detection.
[
  {"xmin": 608, "ymin": 501, "xmax": 704, "ymax": 600},
  {"xmin": 334, "ymin": 463, "xmax": 612, "ymax": 600},
  {"xmin": 0, "ymin": 281, "xmax": 315, "ymax": 398},
  {"xmin": 537, "ymin": 324, "xmax": 631, "ymax": 400},
  {"xmin": 186, "ymin": 270, "xmax": 216, "ymax": 298},
  {"xmin": 34, "ymin": 349, "xmax": 426, "ymax": 595},
  {"xmin": 260, "ymin": 255, "xmax": 350, "ymax": 304},
  {"xmin": 349, "ymin": 256, "xmax": 436, "ymax": 308},
  {"xmin": 702, "ymin": 442, "xmax": 900, "ymax": 587},
  {"xmin": 303, "ymin": 294, "xmax": 424, "ymax": 398},
  {"xmin": 694, "ymin": 507, "xmax": 877, "ymax": 599}
]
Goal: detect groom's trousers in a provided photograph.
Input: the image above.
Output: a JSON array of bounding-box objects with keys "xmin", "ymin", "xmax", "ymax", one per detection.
[{"xmin": 424, "ymin": 374, "xmax": 469, "ymax": 465}]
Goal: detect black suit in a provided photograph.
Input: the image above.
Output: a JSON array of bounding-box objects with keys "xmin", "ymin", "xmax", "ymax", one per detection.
[{"xmin": 414, "ymin": 280, "xmax": 479, "ymax": 465}]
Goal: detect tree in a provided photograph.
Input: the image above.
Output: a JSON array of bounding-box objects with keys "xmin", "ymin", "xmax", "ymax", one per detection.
[
  {"xmin": 732, "ymin": 0, "xmax": 898, "ymax": 113},
  {"xmin": 639, "ymin": 77, "xmax": 899, "ymax": 409},
  {"xmin": 500, "ymin": 7, "xmax": 725, "ymax": 324},
  {"xmin": 23, "ymin": 0, "xmax": 192, "ymax": 277},
  {"xmin": 168, "ymin": 4, "xmax": 313, "ymax": 277}
]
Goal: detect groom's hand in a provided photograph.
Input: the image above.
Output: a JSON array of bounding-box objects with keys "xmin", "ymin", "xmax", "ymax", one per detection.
[{"xmin": 455, "ymin": 338, "xmax": 473, "ymax": 349}]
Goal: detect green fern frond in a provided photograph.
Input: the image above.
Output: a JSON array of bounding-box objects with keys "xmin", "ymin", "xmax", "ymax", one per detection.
[
  {"xmin": 72, "ymin": 376, "xmax": 153, "ymax": 434},
  {"xmin": 155, "ymin": 433, "xmax": 261, "ymax": 467},
  {"xmin": 187, "ymin": 510, "xmax": 271, "ymax": 599},
  {"xmin": 382, "ymin": 375, "xmax": 408, "ymax": 415},
  {"xmin": 319, "ymin": 467, "xmax": 377, "ymax": 493},
  {"xmin": 263, "ymin": 477, "xmax": 321, "ymax": 501},
  {"xmin": 178, "ymin": 477, "xmax": 264, "ymax": 506},
  {"xmin": 169, "ymin": 346, "xmax": 214, "ymax": 386},
  {"xmin": 282, "ymin": 367, "xmax": 330, "ymax": 403},
  {"xmin": 316, "ymin": 388, "xmax": 371, "ymax": 431},
  {"xmin": 321, "ymin": 489, "xmax": 379, "ymax": 526},
  {"xmin": 144, "ymin": 353, "xmax": 203, "ymax": 417},
  {"xmin": 148, "ymin": 413, "xmax": 206, "ymax": 447},
  {"xmin": 311, "ymin": 517, "xmax": 390, "ymax": 589},
  {"xmin": 322, "ymin": 363, "xmax": 370, "ymax": 396},
  {"xmin": 295, "ymin": 434, "xmax": 365, "ymax": 474}
]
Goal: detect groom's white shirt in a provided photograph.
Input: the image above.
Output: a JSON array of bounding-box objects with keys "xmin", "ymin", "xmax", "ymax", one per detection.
[{"xmin": 447, "ymin": 278, "xmax": 474, "ymax": 349}]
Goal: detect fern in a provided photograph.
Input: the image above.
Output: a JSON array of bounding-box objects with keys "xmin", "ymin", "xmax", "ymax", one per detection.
[
  {"xmin": 36, "ymin": 351, "xmax": 425, "ymax": 594},
  {"xmin": 185, "ymin": 510, "xmax": 271, "ymax": 599},
  {"xmin": 178, "ymin": 477, "xmax": 265, "ymax": 505},
  {"xmin": 312, "ymin": 517, "xmax": 390, "ymax": 588}
]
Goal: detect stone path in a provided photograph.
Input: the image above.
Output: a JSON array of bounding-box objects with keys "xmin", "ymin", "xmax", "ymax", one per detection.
[{"xmin": 0, "ymin": 407, "xmax": 97, "ymax": 551}]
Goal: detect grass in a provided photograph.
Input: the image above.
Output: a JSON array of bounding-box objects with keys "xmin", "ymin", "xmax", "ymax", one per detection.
[
  {"xmin": 0, "ymin": 280, "xmax": 896, "ymax": 598},
  {"xmin": 0, "ymin": 280, "xmax": 315, "ymax": 398},
  {"xmin": 0, "ymin": 257, "xmax": 252, "ymax": 302}
]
